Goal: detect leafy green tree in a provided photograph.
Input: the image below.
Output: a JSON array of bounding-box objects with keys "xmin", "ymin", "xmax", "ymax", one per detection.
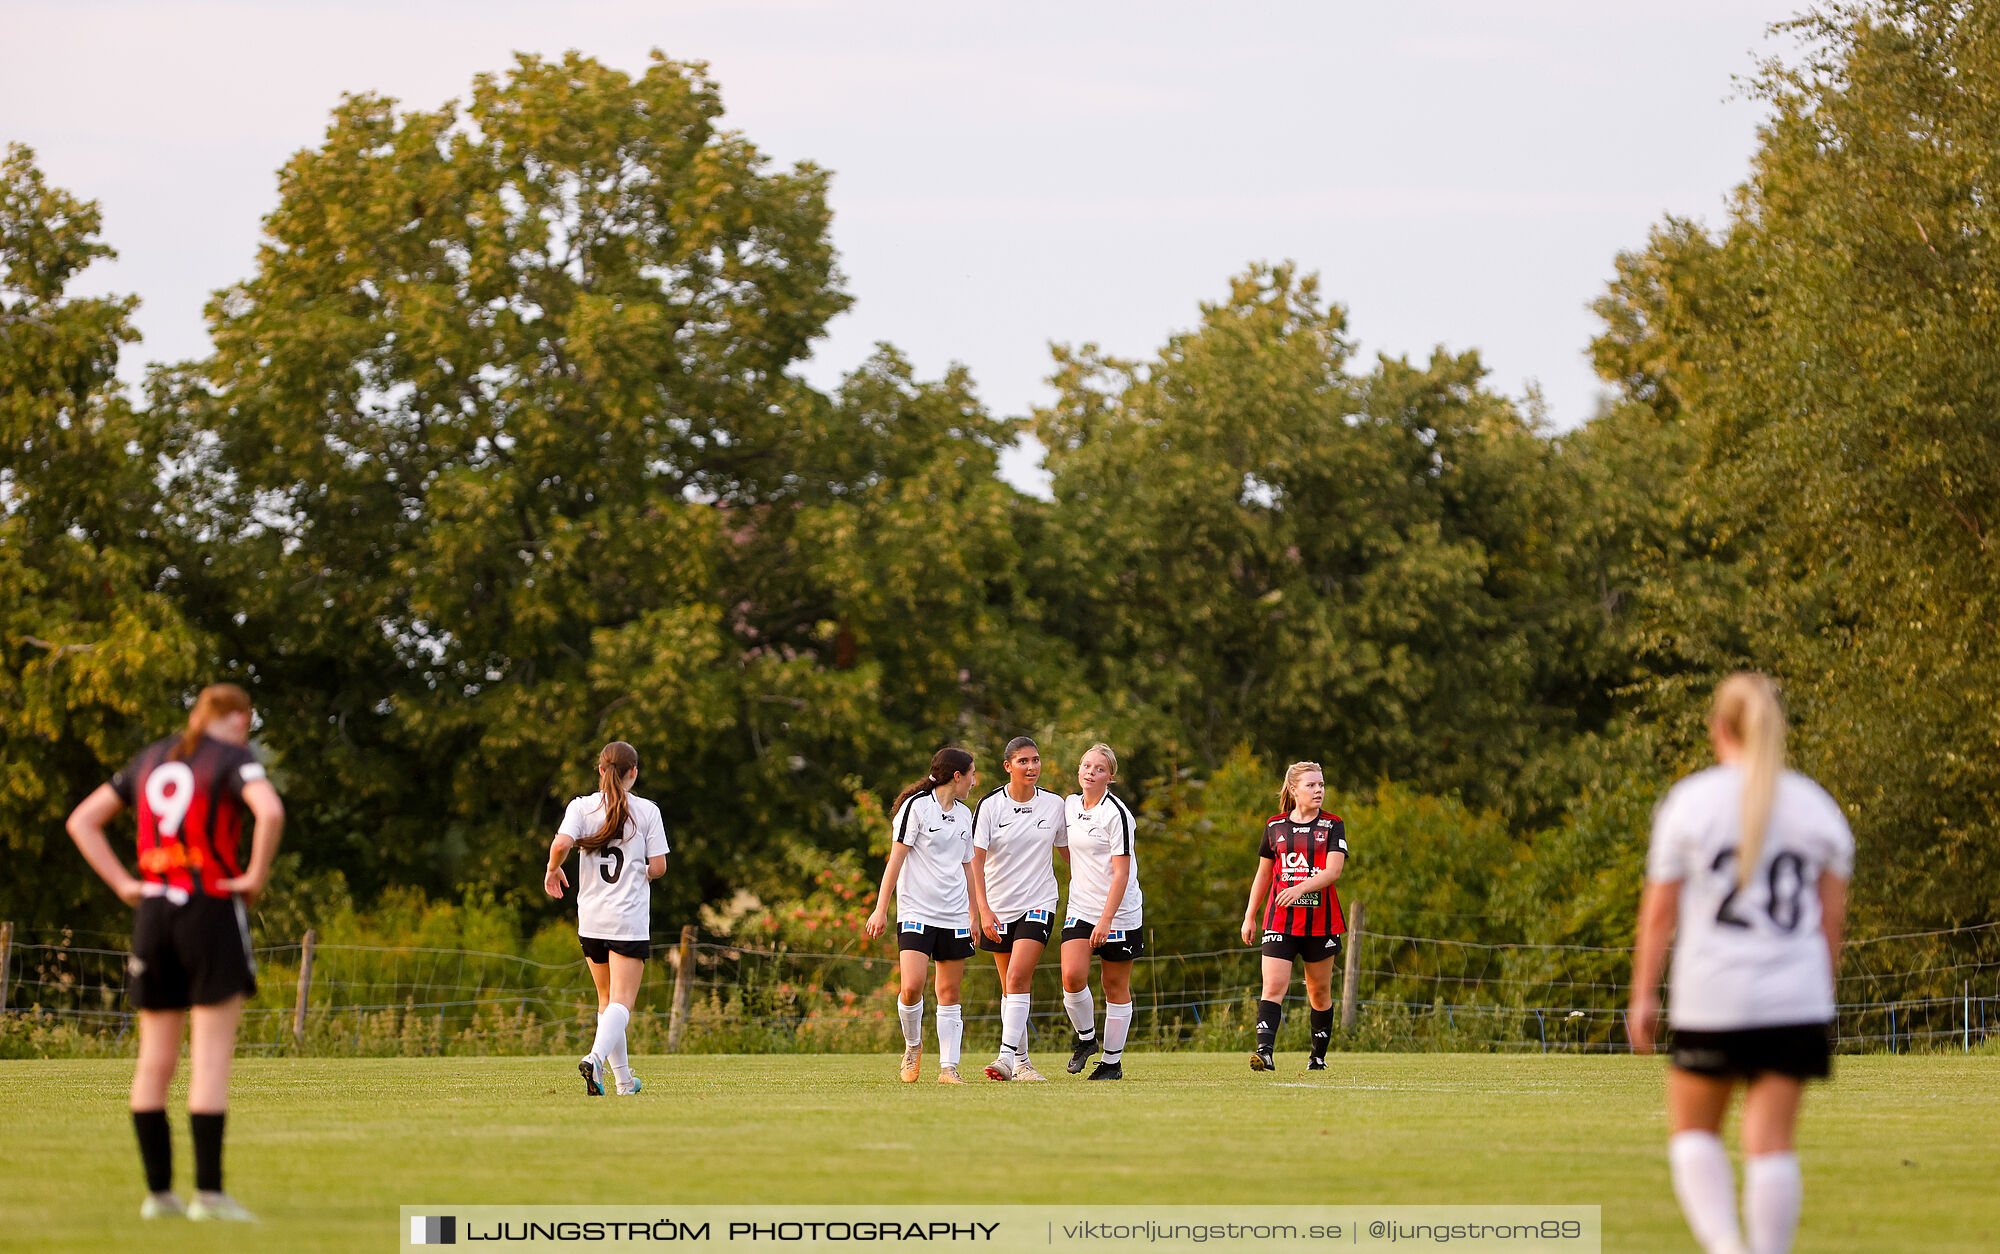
[
  {"xmin": 1032, "ymin": 264, "xmax": 1623, "ymax": 812},
  {"xmin": 155, "ymin": 53, "xmax": 879, "ymax": 924},
  {"xmin": 1589, "ymin": 0, "xmax": 2000, "ymax": 930},
  {"xmin": 0, "ymin": 144, "xmax": 205, "ymax": 931}
]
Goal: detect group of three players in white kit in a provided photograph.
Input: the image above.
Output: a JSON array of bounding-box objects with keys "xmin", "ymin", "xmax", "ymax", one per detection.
[{"xmin": 863, "ymin": 736, "xmax": 1141, "ymax": 1084}]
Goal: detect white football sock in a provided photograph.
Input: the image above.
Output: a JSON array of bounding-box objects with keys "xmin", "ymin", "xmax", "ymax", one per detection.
[
  {"xmin": 589, "ymin": 1004, "xmax": 629, "ymax": 1065},
  {"xmin": 1669, "ymin": 1131, "xmax": 1748, "ymax": 1254},
  {"xmin": 1102, "ymin": 1000, "xmax": 1133, "ymax": 1063},
  {"xmin": 936, "ymin": 1003, "xmax": 963, "ymax": 1068},
  {"xmin": 1000, "ymin": 993, "xmax": 1032, "ymax": 1060},
  {"xmin": 1744, "ymin": 1152, "xmax": 1801, "ymax": 1254},
  {"xmin": 897, "ymin": 997, "xmax": 924, "ymax": 1048},
  {"xmin": 1063, "ymin": 988, "xmax": 1096, "ymax": 1039}
]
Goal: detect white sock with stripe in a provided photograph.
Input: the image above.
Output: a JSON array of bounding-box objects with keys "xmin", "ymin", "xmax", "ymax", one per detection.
[
  {"xmin": 1743, "ymin": 1152, "xmax": 1801, "ymax": 1254},
  {"xmin": 936, "ymin": 1003, "xmax": 963, "ymax": 1068},
  {"xmin": 1102, "ymin": 1000, "xmax": 1133, "ymax": 1063},
  {"xmin": 1000, "ymin": 993, "xmax": 1032, "ymax": 1061},
  {"xmin": 1669, "ymin": 1131, "xmax": 1748, "ymax": 1254},
  {"xmin": 1062, "ymin": 988, "xmax": 1095, "ymax": 1040},
  {"xmin": 897, "ymin": 998, "xmax": 924, "ymax": 1048}
]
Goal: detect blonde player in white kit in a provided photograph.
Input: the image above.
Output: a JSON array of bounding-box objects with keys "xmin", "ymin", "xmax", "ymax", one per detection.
[
  {"xmin": 1630, "ymin": 674, "xmax": 1852, "ymax": 1254},
  {"xmin": 864, "ymin": 748, "xmax": 980, "ymax": 1084},
  {"xmin": 1059, "ymin": 742, "xmax": 1143, "ymax": 1080},
  {"xmin": 971, "ymin": 736, "xmax": 1069, "ymax": 1082},
  {"xmin": 543, "ymin": 741, "xmax": 668, "ymax": 1097}
]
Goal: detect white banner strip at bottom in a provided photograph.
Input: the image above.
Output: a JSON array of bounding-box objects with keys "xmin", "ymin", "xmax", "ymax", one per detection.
[{"xmin": 397, "ymin": 1205, "xmax": 1601, "ymax": 1253}]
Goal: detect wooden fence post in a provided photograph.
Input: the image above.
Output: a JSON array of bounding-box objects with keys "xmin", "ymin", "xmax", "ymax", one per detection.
[
  {"xmin": 0, "ymin": 921, "xmax": 12, "ymax": 1015},
  {"xmin": 293, "ymin": 928, "xmax": 317, "ymax": 1044},
  {"xmin": 666, "ymin": 925, "xmax": 696, "ymax": 1053},
  {"xmin": 1340, "ymin": 901, "xmax": 1364, "ymax": 1032}
]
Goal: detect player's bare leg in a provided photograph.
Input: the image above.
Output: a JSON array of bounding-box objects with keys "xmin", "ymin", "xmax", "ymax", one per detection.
[
  {"xmin": 1668, "ymin": 1069, "xmax": 1748, "ymax": 1254},
  {"xmin": 1740, "ymin": 1074, "xmax": 1805, "ymax": 1254},
  {"xmin": 1253, "ymin": 956, "xmax": 1291, "ymax": 1071},
  {"xmin": 185, "ymin": 996, "xmax": 251, "ymax": 1222},
  {"xmin": 1302, "ymin": 955, "xmax": 1337, "ymax": 1069},
  {"xmin": 132, "ymin": 1008, "xmax": 187, "ymax": 1217},
  {"xmin": 1059, "ymin": 937, "xmax": 1098, "ymax": 1073},
  {"xmin": 896, "ymin": 949, "xmax": 929, "ymax": 1081},
  {"xmin": 932, "ymin": 958, "xmax": 966, "ymax": 1083}
]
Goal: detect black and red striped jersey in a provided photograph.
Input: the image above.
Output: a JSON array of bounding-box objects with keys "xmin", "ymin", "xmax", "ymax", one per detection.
[
  {"xmin": 108, "ymin": 735, "xmax": 267, "ymax": 898},
  {"xmin": 1258, "ymin": 811, "xmax": 1348, "ymax": 937}
]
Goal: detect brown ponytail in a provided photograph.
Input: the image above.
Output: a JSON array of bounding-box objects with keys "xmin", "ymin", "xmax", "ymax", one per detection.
[
  {"xmin": 577, "ymin": 741, "xmax": 639, "ymax": 853},
  {"xmin": 892, "ymin": 747, "xmax": 974, "ymax": 816},
  {"xmin": 173, "ymin": 684, "xmax": 252, "ymax": 761}
]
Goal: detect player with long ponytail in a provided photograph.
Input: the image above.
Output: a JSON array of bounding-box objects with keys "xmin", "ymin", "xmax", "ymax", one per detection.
[
  {"xmin": 1630, "ymin": 673, "xmax": 1852, "ymax": 1254},
  {"xmin": 66, "ymin": 683, "xmax": 286, "ymax": 1222},
  {"xmin": 865, "ymin": 748, "xmax": 980, "ymax": 1083},
  {"xmin": 544, "ymin": 741, "xmax": 669, "ymax": 1096}
]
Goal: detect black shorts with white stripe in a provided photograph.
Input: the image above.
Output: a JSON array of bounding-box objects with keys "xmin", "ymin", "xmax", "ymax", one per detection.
[
  {"xmin": 1060, "ymin": 918, "xmax": 1145, "ymax": 962},
  {"xmin": 897, "ymin": 922, "xmax": 976, "ymax": 961},
  {"xmin": 977, "ymin": 909, "xmax": 1056, "ymax": 952}
]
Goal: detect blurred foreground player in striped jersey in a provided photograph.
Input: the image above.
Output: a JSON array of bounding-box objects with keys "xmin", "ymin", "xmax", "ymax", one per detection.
[
  {"xmin": 1239, "ymin": 761, "xmax": 1347, "ymax": 1072},
  {"xmin": 66, "ymin": 684, "xmax": 286, "ymax": 1223}
]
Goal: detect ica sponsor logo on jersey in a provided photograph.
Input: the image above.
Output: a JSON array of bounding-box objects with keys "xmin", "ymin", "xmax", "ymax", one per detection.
[{"xmin": 1282, "ymin": 851, "xmax": 1312, "ymax": 871}]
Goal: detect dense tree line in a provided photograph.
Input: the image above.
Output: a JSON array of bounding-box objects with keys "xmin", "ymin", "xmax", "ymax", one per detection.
[{"xmin": 5, "ymin": 7, "xmax": 1997, "ymax": 952}]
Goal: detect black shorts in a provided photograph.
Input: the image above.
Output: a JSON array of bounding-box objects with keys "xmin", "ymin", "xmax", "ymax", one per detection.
[
  {"xmin": 977, "ymin": 909, "xmax": 1056, "ymax": 953},
  {"xmin": 1669, "ymin": 1022, "xmax": 1833, "ymax": 1081},
  {"xmin": 897, "ymin": 923, "xmax": 976, "ymax": 961},
  {"xmin": 128, "ymin": 893, "xmax": 257, "ymax": 1011},
  {"xmin": 1261, "ymin": 932, "xmax": 1342, "ymax": 963},
  {"xmin": 1061, "ymin": 918, "xmax": 1145, "ymax": 963},
  {"xmin": 580, "ymin": 935, "xmax": 650, "ymax": 962}
]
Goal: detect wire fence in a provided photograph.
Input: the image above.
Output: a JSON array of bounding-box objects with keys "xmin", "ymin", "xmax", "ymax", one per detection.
[{"xmin": 2, "ymin": 914, "xmax": 1995, "ymax": 1059}]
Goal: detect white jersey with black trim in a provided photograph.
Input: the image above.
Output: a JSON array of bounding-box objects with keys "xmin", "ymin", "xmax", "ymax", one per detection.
[
  {"xmin": 971, "ymin": 786, "xmax": 1068, "ymax": 919},
  {"xmin": 892, "ymin": 790, "xmax": 975, "ymax": 930},
  {"xmin": 558, "ymin": 791, "xmax": 670, "ymax": 943},
  {"xmin": 1063, "ymin": 790, "xmax": 1141, "ymax": 930},
  {"xmin": 1646, "ymin": 764, "xmax": 1854, "ymax": 1031}
]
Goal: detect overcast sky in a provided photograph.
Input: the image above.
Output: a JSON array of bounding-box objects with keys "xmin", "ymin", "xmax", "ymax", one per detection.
[{"xmin": 4, "ymin": 0, "xmax": 1805, "ymax": 489}]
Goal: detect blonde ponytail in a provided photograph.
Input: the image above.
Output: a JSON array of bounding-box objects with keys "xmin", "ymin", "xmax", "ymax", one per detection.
[{"xmin": 1712, "ymin": 673, "xmax": 1786, "ymax": 887}]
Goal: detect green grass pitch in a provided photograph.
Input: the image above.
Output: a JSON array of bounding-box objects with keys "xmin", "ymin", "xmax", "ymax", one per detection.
[{"xmin": 1, "ymin": 1052, "xmax": 1993, "ymax": 1252}]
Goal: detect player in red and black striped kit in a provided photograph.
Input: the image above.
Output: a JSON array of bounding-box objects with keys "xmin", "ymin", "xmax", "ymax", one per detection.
[
  {"xmin": 1239, "ymin": 761, "xmax": 1347, "ymax": 1073},
  {"xmin": 66, "ymin": 684, "xmax": 285, "ymax": 1223}
]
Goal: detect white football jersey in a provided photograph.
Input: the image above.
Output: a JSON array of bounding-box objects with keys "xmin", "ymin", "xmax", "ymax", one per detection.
[
  {"xmin": 1646, "ymin": 765, "xmax": 1854, "ymax": 1031},
  {"xmin": 891, "ymin": 790, "xmax": 975, "ymax": 930},
  {"xmin": 1063, "ymin": 790, "xmax": 1142, "ymax": 930},
  {"xmin": 559, "ymin": 791, "xmax": 670, "ymax": 942},
  {"xmin": 971, "ymin": 785, "xmax": 1068, "ymax": 919}
]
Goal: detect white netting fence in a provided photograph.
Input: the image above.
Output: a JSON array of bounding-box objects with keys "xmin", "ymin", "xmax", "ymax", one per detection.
[{"xmin": 2, "ymin": 916, "xmax": 1994, "ymax": 1057}]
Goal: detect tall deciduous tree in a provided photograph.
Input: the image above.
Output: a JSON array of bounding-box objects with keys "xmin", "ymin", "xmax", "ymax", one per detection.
[
  {"xmin": 0, "ymin": 145, "xmax": 204, "ymax": 930},
  {"xmin": 158, "ymin": 53, "xmax": 885, "ymax": 920},
  {"xmin": 1590, "ymin": 0, "xmax": 2000, "ymax": 928}
]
